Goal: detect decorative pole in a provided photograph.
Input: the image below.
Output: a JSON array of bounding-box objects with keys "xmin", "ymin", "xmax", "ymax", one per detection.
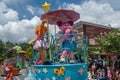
[
  {"xmin": 42, "ymin": 2, "xmax": 52, "ymax": 60},
  {"xmin": 42, "ymin": 2, "xmax": 51, "ymax": 29}
]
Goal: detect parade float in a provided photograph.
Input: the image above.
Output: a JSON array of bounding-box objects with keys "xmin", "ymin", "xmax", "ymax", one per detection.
[
  {"xmin": 0, "ymin": 47, "xmax": 22, "ymax": 76},
  {"xmin": 17, "ymin": 50, "xmax": 26, "ymax": 68},
  {"xmin": 25, "ymin": 2, "xmax": 88, "ymax": 80}
]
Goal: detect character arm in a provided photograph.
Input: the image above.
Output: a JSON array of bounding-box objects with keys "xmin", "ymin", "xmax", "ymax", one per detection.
[
  {"xmin": 28, "ymin": 38, "xmax": 37, "ymax": 44},
  {"xmin": 73, "ymin": 30, "xmax": 78, "ymax": 34}
]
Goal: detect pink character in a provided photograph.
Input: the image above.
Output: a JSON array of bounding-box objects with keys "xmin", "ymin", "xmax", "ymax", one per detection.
[
  {"xmin": 107, "ymin": 67, "xmax": 112, "ymax": 80},
  {"xmin": 57, "ymin": 21, "xmax": 78, "ymax": 62}
]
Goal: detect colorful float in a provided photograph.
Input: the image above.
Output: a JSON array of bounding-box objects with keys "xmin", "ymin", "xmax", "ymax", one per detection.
[
  {"xmin": 17, "ymin": 50, "xmax": 26, "ymax": 68},
  {"xmin": 25, "ymin": 2, "xmax": 88, "ymax": 80},
  {"xmin": 0, "ymin": 48, "xmax": 21, "ymax": 76}
]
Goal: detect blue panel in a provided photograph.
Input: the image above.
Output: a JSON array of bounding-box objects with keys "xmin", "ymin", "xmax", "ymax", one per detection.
[{"xmin": 34, "ymin": 63, "xmax": 88, "ymax": 80}]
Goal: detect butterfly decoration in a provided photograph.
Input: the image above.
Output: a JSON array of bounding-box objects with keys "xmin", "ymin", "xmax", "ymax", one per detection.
[{"xmin": 54, "ymin": 66, "xmax": 65, "ymax": 76}]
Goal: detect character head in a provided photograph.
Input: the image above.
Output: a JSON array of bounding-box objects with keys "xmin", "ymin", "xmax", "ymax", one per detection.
[
  {"xmin": 57, "ymin": 20, "xmax": 73, "ymax": 32},
  {"xmin": 35, "ymin": 19, "xmax": 48, "ymax": 36}
]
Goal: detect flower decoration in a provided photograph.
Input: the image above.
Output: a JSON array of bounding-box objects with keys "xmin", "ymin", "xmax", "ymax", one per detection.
[
  {"xmin": 78, "ymin": 68, "xmax": 83, "ymax": 74},
  {"xmin": 54, "ymin": 66, "xmax": 65, "ymax": 76},
  {"xmin": 45, "ymin": 78, "xmax": 49, "ymax": 80},
  {"xmin": 65, "ymin": 77, "xmax": 71, "ymax": 80}
]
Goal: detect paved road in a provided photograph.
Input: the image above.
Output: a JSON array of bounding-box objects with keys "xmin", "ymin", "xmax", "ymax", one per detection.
[{"xmin": 0, "ymin": 69, "xmax": 27, "ymax": 80}]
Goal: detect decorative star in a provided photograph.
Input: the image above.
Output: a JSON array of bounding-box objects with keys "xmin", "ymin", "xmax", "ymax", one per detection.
[
  {"xmin": 65, "ymin": 77, "xmax": 71, "ymax": 80},
  {"xmin": 37, "ymin": 70, "xmax": 41, "ymax": 74},
  {"xmin": 43, "ymin": 68, "xmax": 48, "ymax": 74},
  {"xmin": 52, "ymin": 76, "xmax": 56, "ymax": 80},
  {"xmin": 83, "ymin": 65, "xmax": 85, "ymax": 68},
  {"xmin": 42, "ymin": 2, "xmax": 51, "ymax": 11},
  {"xmin": 38, "ymin": 78, "xmax": 41, "ymax": 80},
  {"xmin": 78, "ymin": 68, "xmax": 83, "ymax": 74}
]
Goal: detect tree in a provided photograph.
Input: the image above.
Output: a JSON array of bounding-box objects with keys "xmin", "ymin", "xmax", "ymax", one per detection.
[
  {"xmin": 25, "ymin": 46, "xmax": 34, "ymax": 61},
  {"xmin": 98, "ymin": 29, "xmax": 120, "ymax": 53},
  {"xmin": 0, "ymin": 40, "xmax": 7, "ymax": 62}
]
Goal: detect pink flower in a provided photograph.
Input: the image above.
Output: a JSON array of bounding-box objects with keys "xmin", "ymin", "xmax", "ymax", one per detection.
[{"xmin": 65, "ymin": 77, "xmax": 71, "ymax": 80}]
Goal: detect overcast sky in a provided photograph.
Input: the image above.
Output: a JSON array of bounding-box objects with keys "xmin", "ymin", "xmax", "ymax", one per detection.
[{"xmin": 0, "ymin": 0, "xmax": 120, "ymax": 43}]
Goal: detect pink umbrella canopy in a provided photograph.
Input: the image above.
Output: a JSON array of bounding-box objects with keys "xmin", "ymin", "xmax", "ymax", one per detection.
[{"xmin": 41, "ymin": 9, "xmax": 80, "ymax": 25}]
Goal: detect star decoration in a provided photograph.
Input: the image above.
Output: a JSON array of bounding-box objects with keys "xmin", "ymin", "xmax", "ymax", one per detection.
[
  {"xmin": 43, "ymin": 68, "xmax": 48, "ymax": 74},
  {"xmin": 42, "ymin": 2, "xmax": 51, "ymax": 11},
  {"xmin": 83, "ymin": 65, "xmax": 85, "ymax": 68},
  {"xmin": 38, "ymin": 78, "xmax": 41, "ymax": 80},
  {"xmin": 52, "ymin": 76, "xmax": 56, "ymax": 80},
  {"xmin": 37, "ymin": 70, "xmax": 41, "ymax": 74},
  {"xmin": 78, "ymin": 68, "xmax": 83, "ymax": 74},
  {"xmin": 65, "ymin": 77, "xmax": 71, "ymax": 80}
]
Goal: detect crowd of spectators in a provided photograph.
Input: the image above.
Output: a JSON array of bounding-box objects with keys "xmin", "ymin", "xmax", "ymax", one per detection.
[{"xmin": 88, "ymin": 55, "xmax": 120, "ymax": 80}]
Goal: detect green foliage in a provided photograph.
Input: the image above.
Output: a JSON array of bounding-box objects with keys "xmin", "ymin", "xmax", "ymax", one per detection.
[
  {"xmin": 0, "ymin": 39, "xmax": 33, "ymax": 63},
  {"xmin": 98, "ymin": 29, "xmax": 120, "ymax": 53},
  {"xmin": 25, "ymin": 46, "xmax": 33, "ymax": 60},
  {"xmin": 0, "ymin": 40, "xmax": 7, "ymax": 62},
  {"xmin": 88, "ymin": 46, "xmax": 100, "ymax": 52}
]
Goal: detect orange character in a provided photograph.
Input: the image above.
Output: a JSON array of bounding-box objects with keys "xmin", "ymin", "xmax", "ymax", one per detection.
[
  {"xmin": 29, "ymin": 19, "xmax": 48, "ymax": 64},
  {"xmin": 6, "ymin": 61, "xmax": 13, "ymax": 80}
]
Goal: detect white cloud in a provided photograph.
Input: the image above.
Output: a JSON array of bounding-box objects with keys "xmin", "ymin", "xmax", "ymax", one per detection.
[
  {"xmin": 0, "ymin": 16, "xmax": 40, "ymax": 43},
  {"xmin": 0, "ymin": 13, "xmax": 56, "ymax": 43},
  {"xmin": 27, "ymin": 5, "xmax": 35, "ymax": 15},
  {"xmin": 63, "ymin": 0, "xmax": 120, "ymax": 27},
  {"xmin": 96, "ymin": 0, "xmax": 120, "ymax": 11},
  {"xmin": 2, "ymin": 0, "xmax": 25, "ymax": 4},
  {"xmin": 26, "ymin": 5, "xmax": 44, "ymax": 15},
  {"xmin": 0, "ymin": 2, "xmax": 19, "ymax": 25},
  {"xmin": 1, "ymin": 0, "xmax": 120, "ymax": 43},
  {"xmin": 0, "ymin": 1, "xmax": 55, "ymax": 43}
]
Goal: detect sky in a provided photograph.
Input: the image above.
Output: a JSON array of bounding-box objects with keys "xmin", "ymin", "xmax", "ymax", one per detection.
[{"xmin": 0, "ymin": 0, "xmax": 120, "ymax": 43}]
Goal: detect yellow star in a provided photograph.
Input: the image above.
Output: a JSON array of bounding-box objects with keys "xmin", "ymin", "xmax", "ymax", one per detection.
[{"xmin": 42, "ymin": 2, "xmax": 51, "ymax": 11}]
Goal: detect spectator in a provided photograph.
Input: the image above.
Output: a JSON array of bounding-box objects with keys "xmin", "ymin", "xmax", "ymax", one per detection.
[
  {"xmin": 92, "ymin": 62, "xmax": 97, "ymax": 76},
  {"xmin": 97, "ymin": 56, "xmax": 103, "ymax": 68},
  {"xmin": 107, "ymin": 67, "xmax": 112, "ymax": 80},
  {"xmin": 1, "ymin": 60, "xmax": 6, "ymax": 68}
]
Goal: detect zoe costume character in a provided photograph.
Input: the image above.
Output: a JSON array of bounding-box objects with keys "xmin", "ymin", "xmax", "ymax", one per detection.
[
  {"xmin": 6, "ymin": 61, "xmax": 13, "ymax": 80},
  {"xmin": 29, "ymin": 19, "xmax": 48, "ymax": 64},
  {"xmin": 57, "ymin": 20, "xmax": 78, "ymax": 62}
]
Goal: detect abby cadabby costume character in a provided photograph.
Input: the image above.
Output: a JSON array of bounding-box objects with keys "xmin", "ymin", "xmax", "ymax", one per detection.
[
  {"xmin": 29, "ymin": 19, "xmax": 48, "ymax": 64},
  {"xmin": 25, "ymin": 2, "xmax": 88, "ymax": 79},
  {"xmin": 57, "ymin": 20, "xmax": 78, "ymax": 62}
]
